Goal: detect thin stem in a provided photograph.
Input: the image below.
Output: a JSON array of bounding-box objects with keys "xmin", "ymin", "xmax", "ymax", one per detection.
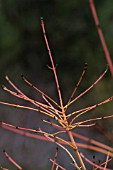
[
  {"xmin": 70, "ymin": 95, "xmax": 113, "ymax": 125},
  {"xmin": 0, "ymin": 101, "xmax": 55, "ymax": 119},
  {"xmin": 2, "ymin": 86, "xmax": 60, "ymax": 121},
  {"xmin": 72, "ymin": 132, "xmax": 113, "ymax": 153},
  {"xmin": 89, "ymin": 0, "xmax": 113, "ymax": 77},
  {"xmin": 51, "ymin": 148, "xmax": 58, "ymax": 170},
  {"xmin": 65, "ymin": 63, "xmax": 87, "ymax": 110},
  {"xmin": 42, "ymin": 118, "xmax": 66, "ymax": 129},
  {"xmin": 21, "ymin": 74, "xmax": 60, "ymax": 108},
  {"xmin": 77, "ymin": 143, "xmax": 113, "ymax": 157},
  {"xmin": 80, "ymin": 153, "xmax": 111, "ymax": 170},
  {"xmin": 43, "ymin": 133, "xmax": 80, "ymax": 170},
  {"xmin": 3, "ymin": 150, "xmax": 23, "ymax": 170},
  {"xmin": 1, "ymin": 121, "xmax": 113, "ymax": 156},
  {"xmin": 95, "ymin": 158, "xmax": 112, "ymax": 170},
  {"xmin": 68, "ymin": 131, "xmax": 86, "ymax": 170},
  {"xmin": 40, "ymin": 18, "xmax": 66, "ymax": 121},
  {"xmin": 65, "ymin": 66, "xmax": 108, "ymax": 108},
  {"xmin": 104, "ymin": 152, "xmax": 110, "ymax": 170},
  {"xmin": 50, "ymin": 158, "xmax": 66, "ymax": 170},
  {"xmin": 71, "ymin": 114, "xmax": 113, "ymax": 130},
  {"xmin": 42, "ymin": 95, "xmax": 63, "ymax": 120}
]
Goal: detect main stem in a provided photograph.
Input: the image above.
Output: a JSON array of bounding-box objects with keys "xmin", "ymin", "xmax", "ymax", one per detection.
[{"xmin": 68, "ymin": 130, "xmax": 86, "ymax": 170}]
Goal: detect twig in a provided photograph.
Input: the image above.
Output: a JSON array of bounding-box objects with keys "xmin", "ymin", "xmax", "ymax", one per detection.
[
  {"xmin": 50, "ymin": 158, "xmax": 66, "ymax": 170},
  {"xmin": 65, "ymin": 66, "xmax": 108, "ymax": 108},
  {"xmin": 80, "ymin": 152, "xmax": 111, "ymax": 170},
  {"xmin": 21, "ymin": 74, "xmax": 60, "ymax": 108},
  {"xmin": 89, "ymin": 0, "xmax": 113, "ymax": 77},
  {"xmin": 43, "ymin": 133, "xmax": 81, "ymax": 170},
  {"xmin": 40, "ymin": 17, "xmax": 64, "ymax": 111},
  {"xmin": 3, "ymin": 150, "xmax": 23, "ymax": 170},
  {"xmin": 51, "ymin": 147, "xmax": 59, "ymax": 170},
  {"xmin": 65, "ymin": 63, "xmax": 87, "ymax": 110},
  {"xmin": 104, "ymin": 152, "xmax": 110, "ymax": 170},
  {"xmin": 70, "ymin": 95, "xmax": 113, "ymax": 125}
]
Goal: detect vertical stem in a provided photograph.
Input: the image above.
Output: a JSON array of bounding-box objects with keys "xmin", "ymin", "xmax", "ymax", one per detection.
[
  {"xmin": 41, "ymin": 18, "xmax": 86, "ymax": 169},
  {"xmin": 41, "ymin": 18, "xmax": 67, "ymax": 122},
  {"xmin": 41, "ymin": 18, "xmax": 63, "ymax": 107},
  {"xmin": 68, "ymin": 131, "xmax": 86, "ymax": 170}
]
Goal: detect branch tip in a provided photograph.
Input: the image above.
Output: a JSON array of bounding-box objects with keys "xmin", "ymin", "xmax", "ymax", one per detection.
[
  {"xmin": 5, "ymin": 75, "xmax": 9, "ymax": 80},
  {"xmin": 84, "ymin": 62, "xmax": 88, "ymax": 67},
  {"xmin": 1, "ymin": 85, "xmax": 5, "ymax": 89},
  {"xmin": 21, "ymin": 74, "xmax": 24, "ymax": 78},
  {"xmin": 40, "ymin": 17, "xmax": 44, "ymax": 22},
  {"xmin": 85, "ymin": 62, "xmax": 88, "ymax": 66},
  {"xmin": 84, "ymin": 63, "xmax": 88, "ymax": 70}
]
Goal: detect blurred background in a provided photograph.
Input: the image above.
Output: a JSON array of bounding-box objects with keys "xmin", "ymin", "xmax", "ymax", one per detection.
[{"xmin": 0, "ymin": 0, "xmax": 113, "ymax": 169}]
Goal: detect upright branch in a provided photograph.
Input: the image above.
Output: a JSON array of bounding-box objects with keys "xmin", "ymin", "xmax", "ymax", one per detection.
[
  {"xmin": 89, "ymin": 0, "xmax": 113, "ymax": 77},
  {"xmin": 65, "ymin": 63, "xmax": 88, "ymax": 110},
  {"xmin": 65, "ymin": 66, "xmax": 108, "ymax": 108},
  {"xmin": 40, "ymin": 18, "xmax": 64, "ymax": 111},
  {"xmin": 40, "ymin": 18, "xmax": 86, "ymax": 169}
]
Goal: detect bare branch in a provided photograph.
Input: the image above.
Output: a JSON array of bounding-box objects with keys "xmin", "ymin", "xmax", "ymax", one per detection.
[{"xmin": 89, "ymin": 0, "xmax": 113, "ymax": 77}]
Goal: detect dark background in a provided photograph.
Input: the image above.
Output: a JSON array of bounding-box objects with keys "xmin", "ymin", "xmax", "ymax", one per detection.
[{"xmin": 0, "ymin": 0, "xmax": 113, "ymax": 169}]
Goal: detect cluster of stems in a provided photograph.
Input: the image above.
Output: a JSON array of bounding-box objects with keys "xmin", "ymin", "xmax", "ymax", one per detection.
[{"xmin": 0, "ymin": 0, "xmax": 113, "ymax": 169}]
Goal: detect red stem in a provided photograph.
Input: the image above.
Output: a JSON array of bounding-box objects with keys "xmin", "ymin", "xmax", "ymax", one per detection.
[{"xmin": 89, "ymin": 0, "xmax": 113, "ymax": 77}]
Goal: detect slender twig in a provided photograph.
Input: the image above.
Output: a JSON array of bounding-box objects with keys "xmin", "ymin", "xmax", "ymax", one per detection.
[
  {"xmin": 21, "ymin": 74, "xmax": 60, "ymax": 108},
  {"xmin": 71, "ymin": 113, "xmax": 113, "ymax": 130},
  {"xmin": 40, "ymin": 18, "xmax": 64, "ymax": 111},
  {"xmin": 65, "ymin": 66, "xmax": 108, "ymax": 108},
  {"xmin": 43, "ymin": 133, "xmax": 81, "ymax": 170},
  {"xmin": 70, "ymin": 95, "xmax": 113, "ymax": 125},
  {"xmin": 51, "ymin": 147, "xmax": 59, "ymax": 170},
  {"xmin": 89, "ymin": 0, "xmax": 113, "ymax": 77},
  {"xmin": 104, "ymin": 152, "xmax": 110, "ymax": 170},
  {"xmin": 95, "ymin": 158, "xmax": 112, "ymax": 170},
  {"xmin": 3, "ymin": 150, "xmax": 23, "ymax": 170},
  {"xmin": 65, "ymin": 63, "xmax": 87, "ymax": 110},
  {"xmin": 0, "ymin": 101, "xmax": 56, "ymax": 119},
  {"xmin": 1, "ymin": 86, "xmax": 62, "ymax": 121},
  {"xmin": 50, "ymin": 158, "xmax": 66, "ymax": 170},
  {"xmin": 80, "ymin": 153, "xmax": 111, "ymax": 170},
  {"xmin": 72, "ymin": 131, "xmax": 113, "ymax": 153}
]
